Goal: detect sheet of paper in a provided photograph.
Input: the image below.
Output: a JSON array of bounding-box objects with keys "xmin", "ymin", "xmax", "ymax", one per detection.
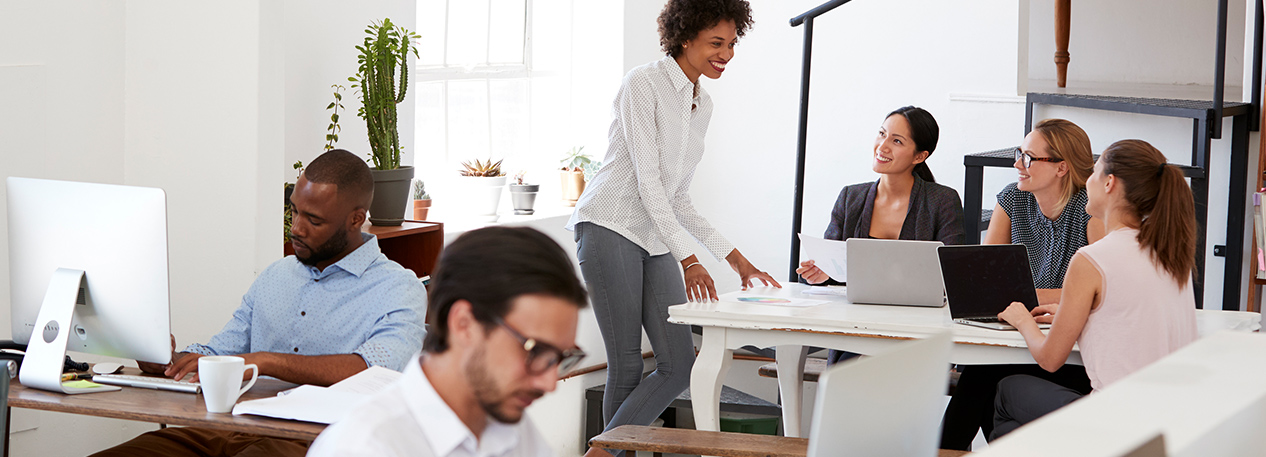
[
  {"xmin": 798, "ymin": 233, "xmax": 847, "ymax": 282},
  {"xmin": 328, "ymin": 365, "xmax": 402, "ymax": 394},
  {"xmin": 232, "ymin": 384, "xmax": 366, "ymax": 424},
  {"xmin": 801, "ymin": 286, "xmax": 848, "ymax": 297},
  {"xmin": 720, "ymin": 290, "xmax": 828, "ymax": 308}
]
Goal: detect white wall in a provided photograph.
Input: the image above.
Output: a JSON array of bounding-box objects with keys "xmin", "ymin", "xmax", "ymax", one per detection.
[{"xmin": 0, "ymin": 1, "xmax": 411, "ymax": 455}]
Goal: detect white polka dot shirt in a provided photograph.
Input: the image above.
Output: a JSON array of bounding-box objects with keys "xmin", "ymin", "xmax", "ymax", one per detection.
[
  {"xmin": 567, "ymin": 56, "xmax": 736, "ymax": 262},
  {"xmin": 185, "ymin": 233, "xmax": 426, "ymax": 372}
]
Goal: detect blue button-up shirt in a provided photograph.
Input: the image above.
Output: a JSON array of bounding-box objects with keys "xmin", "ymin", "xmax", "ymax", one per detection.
[{"xmin": 186, "ymin": 233, "xmax": 426, "ymax": 371}]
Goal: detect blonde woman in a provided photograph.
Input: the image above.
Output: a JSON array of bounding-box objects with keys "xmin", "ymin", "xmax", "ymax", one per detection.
[
  {"xmin": 941, "ymin": 119, "xmax": 1103, "ymax": 450},
  {"xmin": 992, "ymin": 139, "xmax": 1197, "ymax": 438}
]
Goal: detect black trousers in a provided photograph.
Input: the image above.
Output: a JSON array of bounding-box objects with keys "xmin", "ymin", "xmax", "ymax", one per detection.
[
  {"xmin": 939, "ymin": 364, "xmax": 1091, "ymax": 450},
  {"xmin": 990, "ymin": 374, "xmax": 1086, "ymax": 440}
]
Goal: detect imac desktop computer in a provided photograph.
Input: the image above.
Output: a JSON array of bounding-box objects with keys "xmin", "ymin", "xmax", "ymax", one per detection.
[{"xmin": 6, "ymin": 177, "xmax": 173, "ymax": 394}]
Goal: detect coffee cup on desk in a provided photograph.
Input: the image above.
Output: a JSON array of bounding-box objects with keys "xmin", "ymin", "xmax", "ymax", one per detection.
[{"xmin": 198, "ymin": 356, "xmax": 259, "ymax": 413}]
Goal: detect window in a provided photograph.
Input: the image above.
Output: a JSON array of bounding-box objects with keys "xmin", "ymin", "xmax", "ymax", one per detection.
[{"xmin": 415, "ymin": 0, "xmax": 531, "ymax": 170}]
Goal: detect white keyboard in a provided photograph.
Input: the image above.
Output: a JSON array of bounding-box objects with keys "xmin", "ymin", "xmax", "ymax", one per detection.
[{"xmin": 92, "ymin": 374, "xmax": 201, "ymax": 394}]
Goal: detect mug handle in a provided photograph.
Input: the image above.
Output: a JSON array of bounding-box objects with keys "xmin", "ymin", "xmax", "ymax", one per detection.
[{"xmin": 239, "ymin": 364, "xmax": 259, "ymax": 396}]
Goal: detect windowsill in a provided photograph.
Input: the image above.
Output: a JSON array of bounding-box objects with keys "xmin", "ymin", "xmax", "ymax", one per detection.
[{"xmin": 424, "ymin": 201, "xmax": 576, "ymax": 236}]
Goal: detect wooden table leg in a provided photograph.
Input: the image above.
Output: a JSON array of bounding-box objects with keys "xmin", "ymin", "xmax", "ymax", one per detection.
[
  {"xmin": 1055, "ymin": 0, "xmax": 1071, "ymax": 87},
  {"xmin": 690, "ymin": 327, "xmax": 732, "ymax": 432},
  {"xmin": 775, "ymin": 345, "xmax": 810, "ymax": 438}
]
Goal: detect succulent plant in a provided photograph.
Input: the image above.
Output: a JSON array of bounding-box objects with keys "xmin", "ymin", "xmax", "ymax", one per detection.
[
  {"xmin": 412, "ymin": 180, "xmax": 431, "ymax": 200},
  {"xmin": 459, "ymin": 158, "xmax": 506, "ymax": 177}
]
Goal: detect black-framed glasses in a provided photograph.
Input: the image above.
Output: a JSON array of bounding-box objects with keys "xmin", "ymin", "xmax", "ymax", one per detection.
[
  {"xmin": 493, "ymin": 317, "xmax": 586, "ymax": 376},
  {"xmin": 1014, "ymin": 147, "xmax": 1064, "ymax": 169}
]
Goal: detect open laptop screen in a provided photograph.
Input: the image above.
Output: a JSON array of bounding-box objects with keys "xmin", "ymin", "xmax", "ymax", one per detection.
[{"xmin": 937, "ymin": 244, "xmax": 1040, "ymax": 319}]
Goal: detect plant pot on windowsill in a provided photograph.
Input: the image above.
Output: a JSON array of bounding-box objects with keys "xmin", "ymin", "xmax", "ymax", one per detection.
[
  {"xmin": 369, "ymin": 166, "xmax": 415, "ymax": 226},
  {"xmin": 509, "ymin": 184, "xmax": 539, "ymax": 215},
  {"xmin": 560, "ymin": 169, "xmax": 585, "ymax": 207},
  {"xmin": 412, "ymin": 199, "xmax": 432, "ymax": 221},
  {"xmin": 455, "ymin": 176, "xmax": 507, "ymax": 222}
]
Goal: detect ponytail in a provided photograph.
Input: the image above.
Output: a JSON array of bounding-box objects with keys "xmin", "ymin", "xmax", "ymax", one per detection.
[
  {"xmin": 913, "ymin": 162, "xmax": 936, "ymax": 183},
  {"xmin": 1101, "ymin": 140, "xmax": 1196, "ymax": 286}
]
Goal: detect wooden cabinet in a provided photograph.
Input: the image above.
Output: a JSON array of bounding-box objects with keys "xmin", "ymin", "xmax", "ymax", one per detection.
[
  {"xmin": 363, "ymin": 221, "xmax": 444, "ymax": 279},
  {"xmin": 283, "ymin": 220, "xmax": 444, "ymax": 280}
]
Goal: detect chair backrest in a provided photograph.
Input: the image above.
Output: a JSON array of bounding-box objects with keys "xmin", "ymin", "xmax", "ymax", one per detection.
[{"xmin": 806, "ymin": 331, "xmax": 952, "ymax": 457}]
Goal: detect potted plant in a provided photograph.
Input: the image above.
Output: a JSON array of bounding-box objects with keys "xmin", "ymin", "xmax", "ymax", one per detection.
[
  {"xmin": 348, "ymin": 18, "xmax": 421, "ymax": 226},
  {"xmin": 412, "ymin": 180, "xmax": 432, "ymax": 221},
  {"xmin": 508, "ymin": 171, "xmax": 539, "ymax": 215},
  {"xmin": 458, "ymin": 158, "xmax": 506, "ymax": 222},
  {"xmin": 560, "ymin": 146, "xmax": 601, "ymax": 206}
]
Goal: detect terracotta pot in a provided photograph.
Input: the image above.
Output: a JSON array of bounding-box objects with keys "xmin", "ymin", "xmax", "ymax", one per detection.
[
  {"xmin": 412, "ymin": 199, "xmax": 431, "ymax": 221},
  {"xmin": 560, "ymin": 169, "xmax": 586, "ymax": 207}
]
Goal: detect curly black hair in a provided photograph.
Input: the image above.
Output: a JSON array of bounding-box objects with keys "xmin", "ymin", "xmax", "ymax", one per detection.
[{"xmin": 658, "ymin": 0, "xmax": 754, "ymax": 57}]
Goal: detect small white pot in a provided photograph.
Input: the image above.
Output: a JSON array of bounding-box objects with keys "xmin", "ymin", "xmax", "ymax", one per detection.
[{"xmin": 456, "ymin": 176, "xmax": 506, "ymax": 222}]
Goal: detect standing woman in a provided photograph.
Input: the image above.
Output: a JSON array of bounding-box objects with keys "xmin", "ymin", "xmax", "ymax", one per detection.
[
  {"xmin": 991, "ymin": 139, "xmax": 1197, "ymax": 438},
  {"xmin": 567, "ymin": 2, "xmax": 779, "ymax": 456}
]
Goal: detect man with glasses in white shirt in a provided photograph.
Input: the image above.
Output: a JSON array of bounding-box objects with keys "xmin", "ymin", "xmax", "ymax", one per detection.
[{"xmin": 308, "ymin": 226, "xmax": 588, "ymax": 457}]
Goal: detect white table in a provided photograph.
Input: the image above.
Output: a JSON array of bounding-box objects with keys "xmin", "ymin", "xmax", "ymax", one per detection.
[
  {"xmin": 973, "ymin": 331, "xmax": 1266, "ymax": 457},
  {"xmin": 668, "ymin": 284, "xmax": 1261, "ymax": 438}
]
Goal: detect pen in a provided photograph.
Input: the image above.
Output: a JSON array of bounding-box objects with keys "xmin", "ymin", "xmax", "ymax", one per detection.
[{"xmin": 61, "ymin": 373, "xmax": 93, "ymax": 382}]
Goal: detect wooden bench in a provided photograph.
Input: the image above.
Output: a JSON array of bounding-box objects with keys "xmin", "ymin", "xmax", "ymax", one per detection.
[
  {"xmin": 590, "ymin": 425, "xmax": 971, "ymax": 457},
  {"xmin": 584, "ymin": 384, "xmax": 781, "ymax": 446}
]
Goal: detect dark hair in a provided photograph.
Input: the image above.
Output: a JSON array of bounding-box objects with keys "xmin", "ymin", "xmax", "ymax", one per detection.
[
  {"xmin": 423, "ymin": 227, "xmax": 588, "ymax": 353},
  {"xmin": 302, "ymin": 149, "xmax": 374, "ymax": 210},
  {"xmin": 1100, "ymin": 140, "xmax": 1196, "ymax": 286},
  {"xmin": 887, "ymin": 106, "xmax": 940, "ymax": 183},
  {"xmin": 658, "ymin": 0, "xmax": 754, "ymax": 58}
]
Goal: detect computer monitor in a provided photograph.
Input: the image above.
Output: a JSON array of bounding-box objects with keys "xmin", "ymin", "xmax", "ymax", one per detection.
[{"xmin": 6, "ymin": 177, "xmax": 172, "ymax": 393}]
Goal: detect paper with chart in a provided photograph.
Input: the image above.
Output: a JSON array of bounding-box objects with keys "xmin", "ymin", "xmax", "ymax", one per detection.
[
  {"xmin": 720, "ymin": 290, "xmax": 828, "ymax": 308},
  {"xmin": 798, "ymin": 233, "xmax": 847, "ymax": 282}
]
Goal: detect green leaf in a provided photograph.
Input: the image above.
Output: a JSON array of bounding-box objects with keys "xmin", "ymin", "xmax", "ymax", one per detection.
[
  {"xmin": 326, "ymin": 134, "xmax": 333, "ymax": 140},
  {"xmin": 332, "ymin": 114, "xmax": 339, "ymax": 122},
  {"xmin": 348, "ymin": 77, "xmax": 357, "ymax": 82},
  {"xmin": 326, "ymin": 102, "xmax": 335, "ymax": 109},
  {"xmin": 327, "ymin": 123, "xmax": 335, "ymax": 129},
  {"xmin": 334, "ymin": 93, "xmax": 342, "ymax": 101},
  {"xmin": 333, "ymin": 134, "xmax": 339, "ymax": 141}
]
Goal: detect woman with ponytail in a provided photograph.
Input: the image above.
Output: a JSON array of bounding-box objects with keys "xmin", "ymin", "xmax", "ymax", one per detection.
[
  {"xmin": 989, "ymin": 139, "xmax": 1198, "ymax": 439},
  {"xmin": 941, "ymin": 118, "xmax": 1103, "ymax": 450},
  {"xmin": 797, "ymin": 106, "xmax": 965, "ymax": 284}
]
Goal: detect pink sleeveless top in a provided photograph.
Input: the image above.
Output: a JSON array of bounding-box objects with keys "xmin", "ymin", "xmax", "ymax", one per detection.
[{"xmin": 1077, "ymin": 228, "xmax": 1197, "ymax": 391}]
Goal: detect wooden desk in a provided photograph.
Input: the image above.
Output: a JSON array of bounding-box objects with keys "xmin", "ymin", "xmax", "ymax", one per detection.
[
  {"xmin": 669, "ymin": 284, "xmax": 1262, "ymax": 438},
  {"xmin": 6, "ymin": 369, "xmax": 325, "ymax": 446}
]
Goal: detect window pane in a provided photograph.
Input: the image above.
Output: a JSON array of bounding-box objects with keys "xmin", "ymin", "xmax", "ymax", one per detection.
[
  {"xmin": 416, "ymin": 0, "xmax": 447, "ymax": 67},
  {"xmin": 446, "ymin": 80, "xmax": 491, "ymax": 160},
  {"xmin": 415, "ymin": 82, "xmax": 447, "ymax": 164},
  {"xmin": 488, "ymin": 0, "xmax": 526, "ymax": 64},
  {"xmin": 447, "ymin": 0, "xmax": 490, "ymax": 66},
  {"xmin": 488, "ymin": 79, "xmax": 529, "ymax": 162}
]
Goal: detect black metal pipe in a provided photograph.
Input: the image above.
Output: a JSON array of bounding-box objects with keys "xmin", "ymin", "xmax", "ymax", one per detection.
[
  {"xmin": 1252, "ymin": 0, "xmax": 1263, "ymax": 130},
  {"xmin": 789, "ymin": 17, "xmax": 815, "ymax": 282},
  {"xmin": 1213, "ymin": 0, "xmax": 1228, "ymax": 138},
  {"xmin": 790, "ymin": 0, "xmax": 852, "ymax": 27}
]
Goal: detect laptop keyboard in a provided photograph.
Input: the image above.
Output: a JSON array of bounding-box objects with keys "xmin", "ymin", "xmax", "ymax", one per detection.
[
  {"xmin": 92, "ymin": 374, "xmax": 201, "ymax": 394},
  {"xmin": 961, "ymin": 316, "xmax": 1001, "ymax": 323}
]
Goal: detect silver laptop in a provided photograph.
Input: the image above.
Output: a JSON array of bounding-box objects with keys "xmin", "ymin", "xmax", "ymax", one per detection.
[
  {"xmin": 937, "ymin": 244, "xmax": 1051, "ymax": 331},
  {"xmin": 807, "ymin": 331, "xmax": 952, "ymax": 457},
  {"xmin": 845, "ymin": 239, "xmax": 946, "ymax": 307}
]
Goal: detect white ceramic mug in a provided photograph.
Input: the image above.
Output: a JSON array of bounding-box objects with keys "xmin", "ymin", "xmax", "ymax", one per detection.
[{"xmin": 198, "ymin": 356, "xmax": 258, "ymax": 413}]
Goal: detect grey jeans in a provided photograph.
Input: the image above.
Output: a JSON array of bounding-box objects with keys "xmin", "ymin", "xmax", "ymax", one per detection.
[{"xmin": 575, "ymin": 223, "xmax": 694, "ymax": 438}]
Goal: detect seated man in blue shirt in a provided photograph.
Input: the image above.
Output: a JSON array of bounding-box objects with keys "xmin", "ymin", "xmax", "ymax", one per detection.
[{"xmin": 92, "ymin": 149, "xmax": 426, "ymax": 457}]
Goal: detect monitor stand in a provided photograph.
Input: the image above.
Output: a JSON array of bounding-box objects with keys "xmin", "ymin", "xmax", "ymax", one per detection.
[{"xmin": 20, "ymin": 268, "xmax": 120, "ymax": 394}]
